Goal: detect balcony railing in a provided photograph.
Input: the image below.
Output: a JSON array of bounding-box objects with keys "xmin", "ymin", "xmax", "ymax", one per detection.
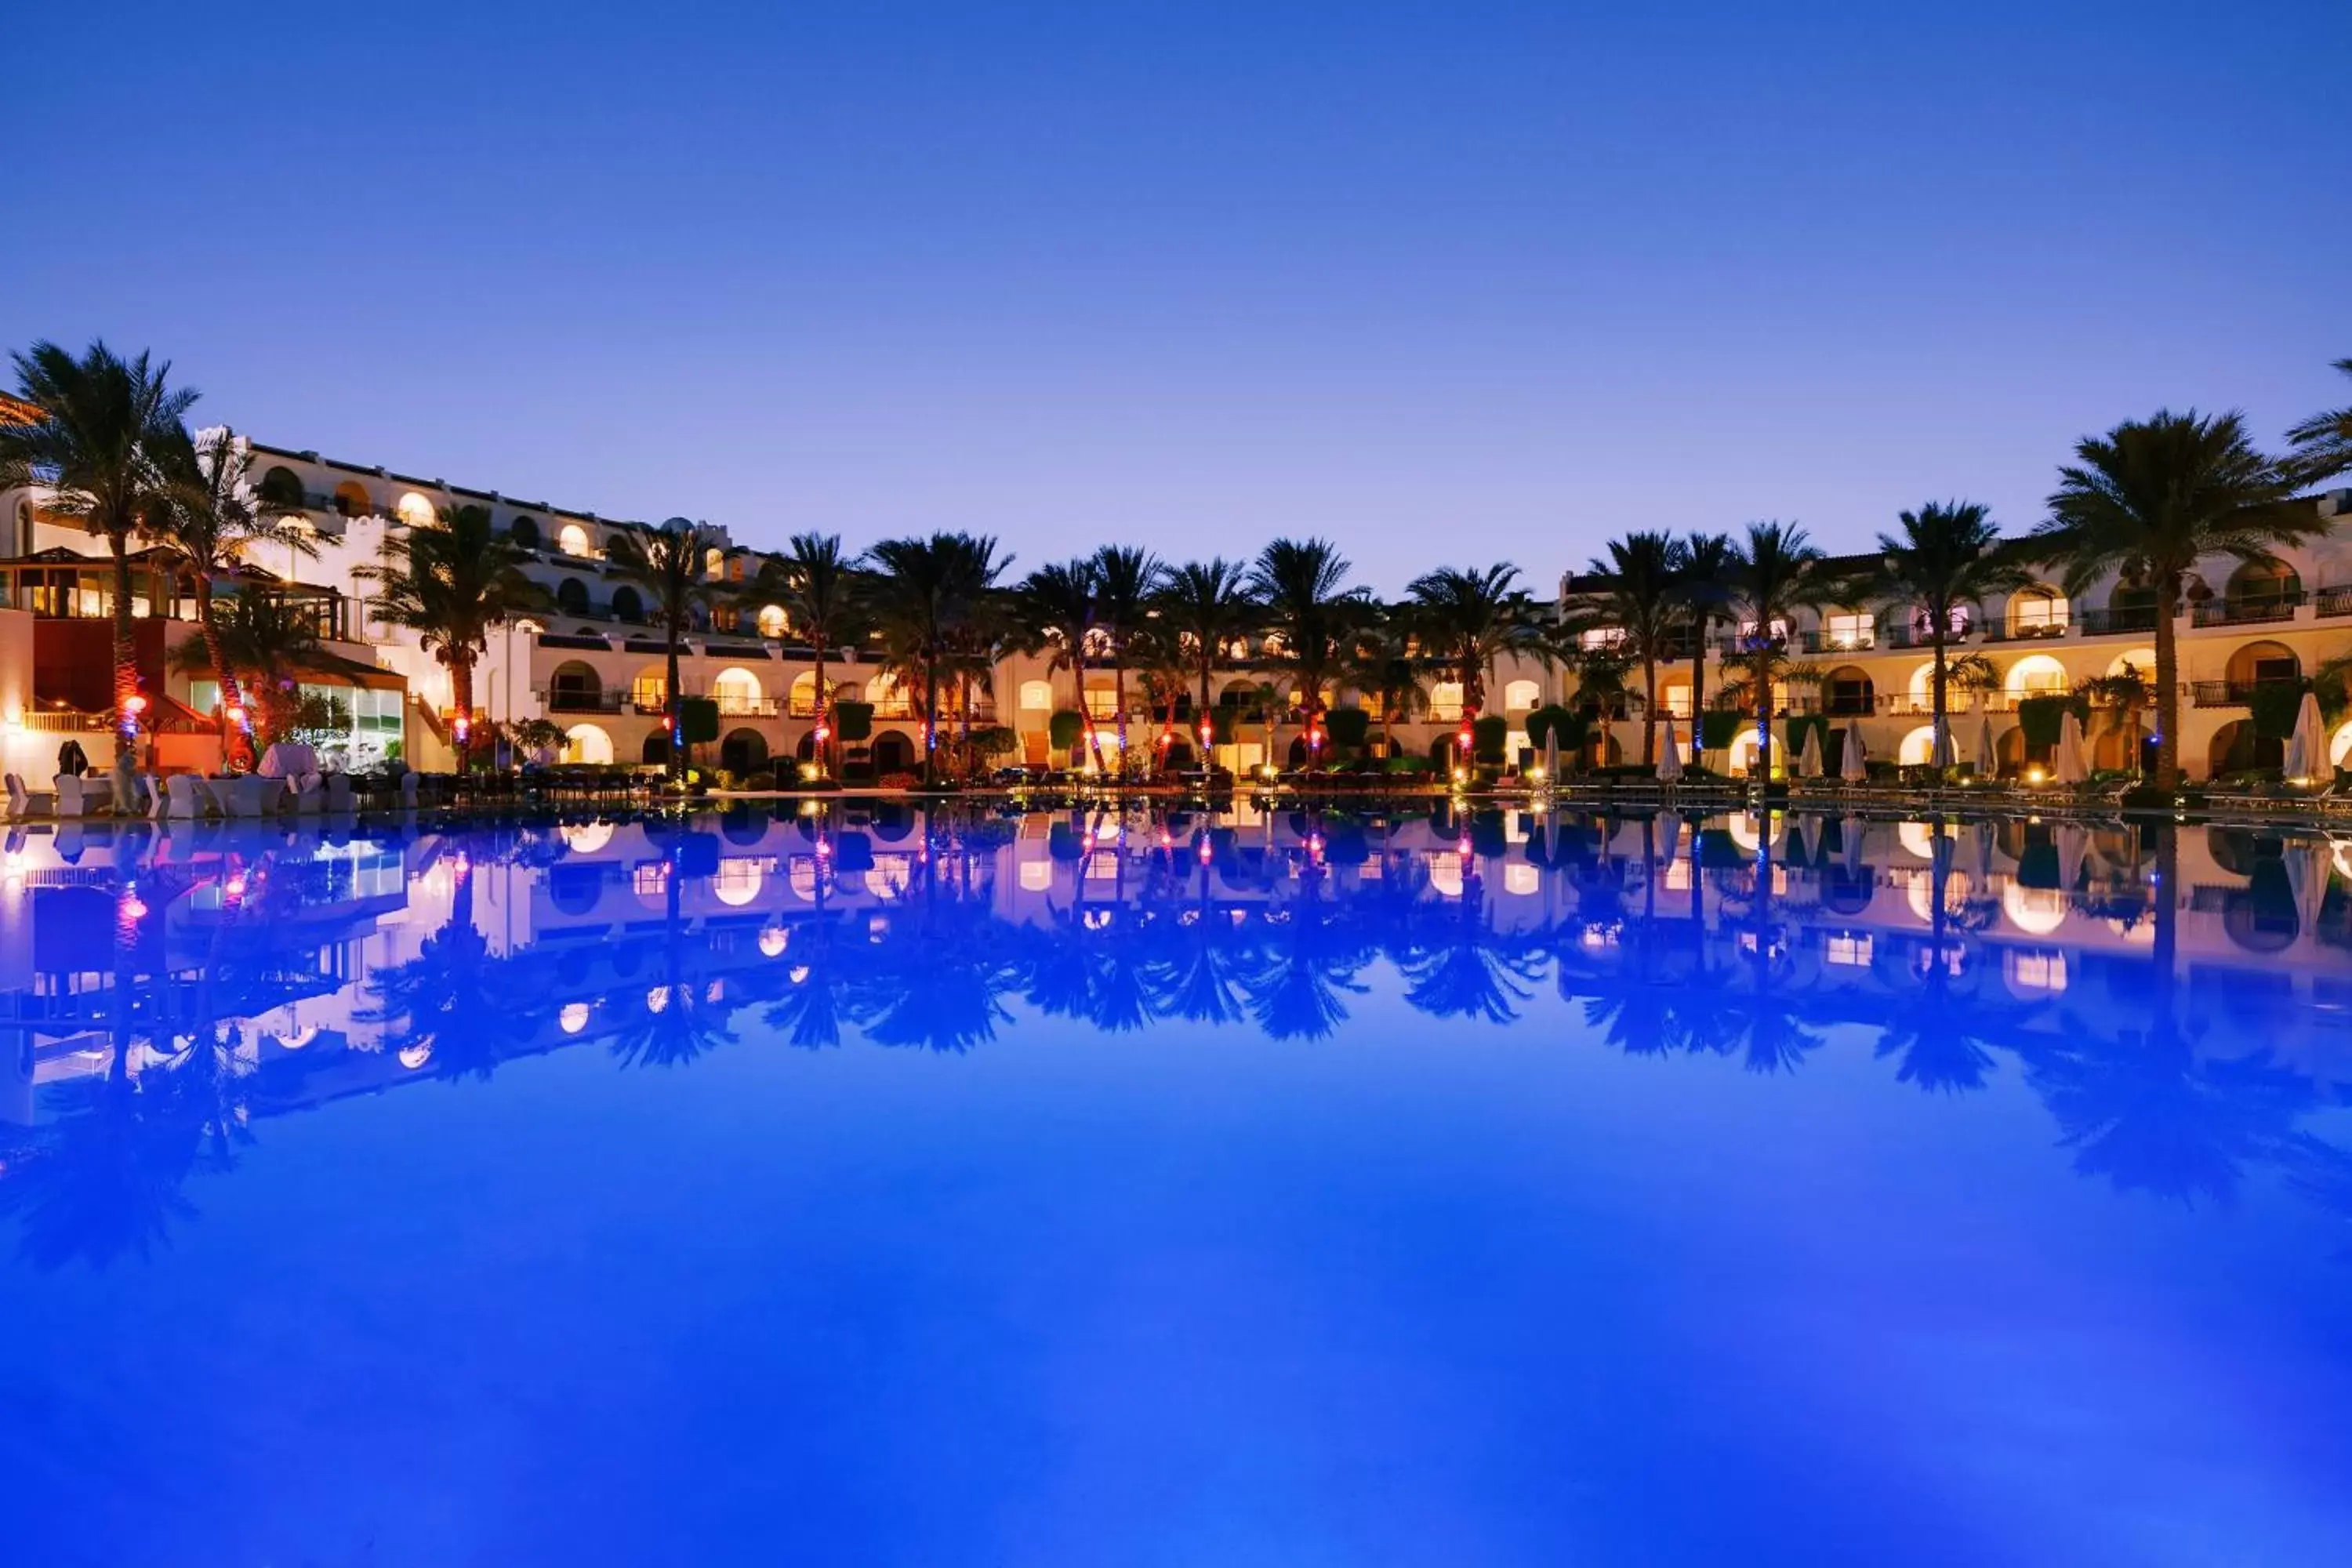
[
  {"xmin": 1981, "ymin": 619, "xmax": 2070, "ymax": 643},
  {"xmin": 2078, "ymin": 607, "xmax": 2161, "ymax": 636},
  {"xmin": 2190, "ymin": 679, "xmax": 2300, "ymax": 709},
  {"xmin": 2316, "ymin": 586, "xmax": 2352, "ymax": 619},
  {"xmin": 542, "ymin": 688, "xmax": 627, "ymax": 713},
  {"xmin": 1798, "ymin": 630, "xmax": 1876, "ymax": 654},
  {"xmin": 2191, "ymin": 593, "xmax": 2303, "ymax": 627}
]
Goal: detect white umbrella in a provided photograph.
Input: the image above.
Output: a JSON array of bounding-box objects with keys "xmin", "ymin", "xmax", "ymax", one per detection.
[
  {"xmin": 1932, "ymin": 718, "xmax": 1958, "ymax": 771},
  {"xmin": 1797, "ymin": 725, "xmax": 1824, "ymax": 780},
  {"xmin": 2284, "ymin": 836, "xmax": 2330, "ymax": 935},
  {"xmin": 2053, "ymin": 712, "xmax": 2088, "ymax": 785},
  {"xmin": 1839, "ymin": 726, "xmax": 1867, "ymax": 782},
  {"xmin": 1841, "ymin": 813, "xmax": 1867, "ymax": 874},
  {"xmin": 2058, "ymin": 822, "xmax": 2090, "ymax": 895},
  {"xmin": 1972, "ymin": 713, "xmax": 1998, "ymax": 779},
  {"xmin": 1656, "ymin": 717, "xmax": 1684, "ymax": 782},
  {"xmin": 2283, "ymin": 691, "xmax": 2325, "ymax": 782}
]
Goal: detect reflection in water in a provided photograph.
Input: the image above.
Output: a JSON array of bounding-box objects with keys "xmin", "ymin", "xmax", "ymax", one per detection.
[{"xmin": 3, "ymin": 804, "xmax": 2351, "ymax": 1267}]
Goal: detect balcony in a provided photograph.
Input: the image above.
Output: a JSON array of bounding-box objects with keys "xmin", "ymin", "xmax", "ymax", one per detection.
[
  {"xmin": 2079, "ymin": 606, "xmax": 2161, "ymax": 636},
  {"xmin": 1799, "ymin": 630, "xmax": 1876, "ymax": 654},
  {"xmin": 2190, "ymin": 678, "xmax": 2299, "ymax": 709},
  {"xmin": 2316, "ymin": 586, "xmax": 2352, "ymax": 619},
  {"xmin": 2191, "ymin": 593, "xmax": 2303, "ymax": 628},
  {"xmin": 1981, "ymin": 619, "xmax": 2070, "ymax": 643},
  {"xmin": 542, "ymin": 688, "xmax": 627, "ymax": 714}
]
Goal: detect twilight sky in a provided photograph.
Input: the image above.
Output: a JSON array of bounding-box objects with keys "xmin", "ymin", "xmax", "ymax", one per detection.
[{"xmin": 6, "ymin": 0, "xmax": 2347, "ymax": 593}]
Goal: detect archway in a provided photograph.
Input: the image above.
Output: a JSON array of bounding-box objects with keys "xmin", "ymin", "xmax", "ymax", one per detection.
[
  {"xmin": 558, "ymin": 522, "xmax": 593, "ymax": 557},
  {"xmin": 2209, "ymin": 719, "xmax": 2281, "ymax": 777},
  {"xmin": 562, "ymin": 723, "xmax": 614, "ymax": 764},
  {"xmin": 610, "ymin": 585, "xmax": 644, "ymax": 622},
  {"xmin": 556, "ymin": 577, "xmax": 590, "ymax": 615},
  {"xmin": 1501, "ymin": 678, "xmax": 1541, "ymax": 713},
  {"xmin": 2003, "ymin": 653, "xmax": 2069, "ymax": 700},
  {"xmin": 2225, "ymin": 559, "xmax": 2301, "ymax": 612},
  {"xmin": 1897, "ymin": 724, "xmax": 1938, "ymax": 766},
  {"xmin": 641, "ymin": 732, "xmax": 671, "ymax": 766},
  {"xmin": 396, "ymin": 492, "xmax": 436, "ymax": 528},
  {"xmin": 871, "ymin": 731, "xmax": 916, "ymax": 775},
  {"xmin": 549, "ymin": 660, "xmax": 602, "ymax": 710},
  {"xmin": 259, "ymin": 466, "xmax": 306, "ymax": 508},
  {"xmin": 2225, "ymin": 640, "xmax": 2299, "ymax": 689},
  {"xmin": 756, "ymin": 604, "xmax": 788, "ymax": 639},
  {"xmin": 712, "ymin": 666, "xmax": 764, "ymax": 714},
  {"xmin": 509, "ymin": 514, "xmax": 541, "ymax": 549},
  {"xmin": 720, "ymin": 728, "xmax": 769, "ymax": 775},
  {"xmin": 332, "ymin": 480, "xmax": 374, "ymax": 517},
  {"xmin": 1823, "ymin": 664, "xmax": 1874, "ymax": 717},
  {"xmin": 2005, "ymin": 586, "xmax": 2068, "ymax": 637}
]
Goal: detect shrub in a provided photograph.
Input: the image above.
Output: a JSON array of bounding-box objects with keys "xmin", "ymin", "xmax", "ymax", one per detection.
[
  {"xmin": 877, "ymin": 770, "xmax": 921, "ymax": 790},
  {"xmin": 1047, "ymin": 709, "xmax": 1085, "ymax": 752},
  {"xmin": 1525, "ymin": 704, "xmax": 1584, "ymax": 752},
  {"xmin": 677, "ymin": 696, "xmax": 720, "ymax": 746},
  {"xmin": 1699, "ymin": 710, "xmax": 1745, "ymax": 751},
  {"xmin": 1325, "ymin": 707, "xmax": 1371, "ymax": 750},
  {"xmin": 834, "ymin": 702, "xmax": 875, "ymax": 743},
  {"xmin": 1471, "ymin": 715, "xmax": 1508, "ymax": 764}
]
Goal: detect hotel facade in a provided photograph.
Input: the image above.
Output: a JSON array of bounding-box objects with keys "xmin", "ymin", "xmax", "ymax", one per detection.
[{"xmin": 3, "ymin": 410, "xmax": 2350, "ymax": 782}]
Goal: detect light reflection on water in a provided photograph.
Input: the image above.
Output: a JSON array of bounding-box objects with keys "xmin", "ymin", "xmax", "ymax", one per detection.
[{"xmin": 2, "ymin": 802, "xmax": 2350, "ymax": 1563}]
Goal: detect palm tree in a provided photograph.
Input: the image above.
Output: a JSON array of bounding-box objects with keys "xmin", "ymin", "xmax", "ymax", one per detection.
[
  {"xmin": 168, "ymin": 587, "xmax": 321, "ymax": 745},
  {"xmin": 750, "ymin": 531, "xmax": 862, "ymax": 777},
  {"xmin": 1675, "ymin": 532, "xmax": 1736, "ymax": 768},
  {"xmin": 358, "ymin": 503, "xmax": 544, "ymax": 771},
  {"xmin": 2287, "ymin": 358, "xmax": 2352, "ymax": 483},
  {"xmin": 1850, "ymin": 501, "xmax": 2034, "ymax": 777},
  {"xmin": 1015, "ymin": 557, "xmax": 1105, "ymax": 772},
  {"xmin": 1345, "ymin": 615, "xmax": 1429, "ymax": 763},
  {"xmin": 1249, "ymin": 537, "xmax": 1363, "ymax": 766},
  {"xmin": 867, "ymin": 532, "xmax": 1012, "ymax": 786},
  {"xmin": 152, "ymin": 425, "xmax": 314, "ymax": 769},
  {"xmin": 1722, "ymin": 522, "xmax": 1830, "ymax": 780},
  {"xmin": 0, "ymin": 340, "xmax": 195, "ymax": 785},
  {"xmin": 1572, "ymin": 536, "xmax": 1682, "ymax": 766},
  {"xmin": 2034, "ymin": 412, "xmax": 2317, "ymax": 789},
  {"xmin": 1405, "ymin": 562, "xmax": 1546, "ymax": 735},
  {"xmin": 605, "ymin": 518, "xmax": 740, "ymax": 780},
  {"xmin": 1091, "ymin": 546, "xmax": 1165, "ymax": 779},
  {"xmin": 1153, "ymin": 558, "xmax": 1258, "ymax": 753}
]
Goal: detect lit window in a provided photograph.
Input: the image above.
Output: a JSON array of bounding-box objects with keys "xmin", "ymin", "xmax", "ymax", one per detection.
[
  {"xmin": 1580, "ymin": 626, "xmax": 1626, "ymax": 652},
  {"xmin": 2013, "ymin": 593, "xmax": 2069, "ymax": 633},
  {"xmin": 756, "ymin": 604, "xmax": 788, "ymax": 639},
  {"xmin": 2009, "ymin": 949, "xmax": 2068, "ymax": 992},
  {"xmin": 1825, "ymin": 932, "xmax": 1873, "ymax": 967},
  {"xmin": 1826, "ymin": 612, "xmax": 1874, "ymax": 649}
]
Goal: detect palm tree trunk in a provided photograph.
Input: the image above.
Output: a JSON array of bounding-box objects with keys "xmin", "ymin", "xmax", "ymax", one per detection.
[
  {"xmin": 813, "ymin": 641, "xmax": 830, "ymax": 777},
  {"xmin": 1689, "ymin": 617, "xmax": 1710, "ymax": 768},
  {"xmin": 958, "ymin": 669, "xmax": 975, "ymax": 782},
  {"xmin": 194, "ymin": 577, "xmax": 249, "ymax": 771},
  {"xmin": 1929, "ymin": 626, "xmax": 1949, "ymax": 779},
  {"xmin": 922, "ymin": 652, "xmax": 938, "ymax": 787},
  {"xmin": 1754, "ymin": 656, "xmax": 1773, "ymax": 781},
  {"xmin": 1641, "ymin": 653, "xmax": 1658, "ymax": 766},
  {"xmin": 2154, "ymin": 576, "xmax": 2181, "ymax": 790},
  {"xmin": 1112, "ymin": 655, "xmax": 1129, "ymax": 782},
  {"xmin": 108, "ymin": 532, "xmax": 139, "ymax": 783},
  {"xmin": 665, "ymin": 630, "xmax": 684, "ymax": 781},
  {"xmin": 451, "ymin": 655, "xmax": 477, "ymax": 772}
]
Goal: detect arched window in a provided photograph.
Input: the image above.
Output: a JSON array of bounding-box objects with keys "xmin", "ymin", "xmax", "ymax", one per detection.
[
  {"xmin": 549, "ymin": 661, "xmax": 603, "ymax": 710},
  {"xmin": 756, "ymin": 604, "xmax": 787, "ymax": 639},
  {"xmin": 396, "ymin": 492, "xmax": 436, "ymax": 529},
  {"xmin": 556, "ymin": 578, "xmax": 590, "ymax": 615},
  {"xmin": 1898, "ymin": 724, "xmax": 1940, "ymax": 766},
  {"xmin": 258, "ymin": 466, "xmax": 307, "ymax": 509},
  {"xmin": 1501, "ymin": 679, "xmax": 1541, "ymax": 712},
  {"xmin": 2007, "ymin": 586, "xmax": 2068, "ymax": 637},
  {"xmin": 1824, "ymin": 665, "xmax": 1874, "ymax": 716},
  {"xmin": 631, "ymin": 668, "xmax": 668, "ymax": 711},
  {"xmin": 1018, "ymin": 679, "xmax": 1053, "ymax": 711},
  {"xmin": 562, "ymin": 723, "xmax": 615, "ymax": 764},
  {"xmin": 610, "ymin": 585, "xmax": 644, "ymax": 622},
  {"xmin": 712, "ymin": 666, "xmax": 764, "ymax": 714},
  {"xmin": 557, "ymin": 522, "xmax": 593, "ymax": 557},
  {"xmin": 332, "ymin": 481, "xmax": 373, "ymax": 517},
  {"xmin": 2003, "ymin": 653, "xmax": 2068, "ymax": 699},
  {"xmin": 509, "ymin": 514, "xmax": 541, "ymax": 549}
]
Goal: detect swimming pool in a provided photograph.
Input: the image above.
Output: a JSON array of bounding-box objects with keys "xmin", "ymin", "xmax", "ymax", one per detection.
[{"xmin": 3, "ymin": 804, "xmax": 2348, "ymax": 1565}]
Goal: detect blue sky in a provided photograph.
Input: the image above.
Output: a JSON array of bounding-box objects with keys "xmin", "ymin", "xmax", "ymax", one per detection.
[{"xmin": 6, "ymin": 0, "xmax": 2347, "ymax": 590}]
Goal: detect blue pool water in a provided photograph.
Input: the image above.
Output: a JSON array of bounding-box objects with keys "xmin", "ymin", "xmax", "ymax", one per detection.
[{"xmin": 2, "ymin": 804, "xmax": 2349, "ymax": 1566}]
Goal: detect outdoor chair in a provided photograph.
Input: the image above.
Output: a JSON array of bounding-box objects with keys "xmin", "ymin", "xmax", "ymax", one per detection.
[
  {"xmin": 5, "ymin": 773, "xmax": 53, "ymax": 819},
  {"xmin": 324, "ymin": 773, "xmax": 355, "ymax": 812},
  {"xmin": 54, "ymin": 774, "xmax": 112, "ymax": 818},
  {"xmin": 165, "ymin": 775, "xmax": 213, "ymax": 818},
  {"xmin": 289, "ymin": 773, "xmax": 325, "ymax": 814},
  {"xmin": 141, "ymin": 773, "xmax": 169, "ymax": 820},
  {"xmin": 220, "ymin": 775, "xmax": 280, "ymax": 817}
]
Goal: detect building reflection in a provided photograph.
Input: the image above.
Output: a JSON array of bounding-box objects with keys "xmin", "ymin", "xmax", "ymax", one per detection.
[{"xmin": 2, "ymin": 801, "xmax": 2350, "ymax": 1267}]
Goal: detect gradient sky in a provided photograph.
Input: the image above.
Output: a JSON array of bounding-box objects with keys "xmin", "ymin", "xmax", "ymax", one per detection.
[{"xmin": 7, "ymin": 0, "xmax": 2347, "ymax": 592}]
